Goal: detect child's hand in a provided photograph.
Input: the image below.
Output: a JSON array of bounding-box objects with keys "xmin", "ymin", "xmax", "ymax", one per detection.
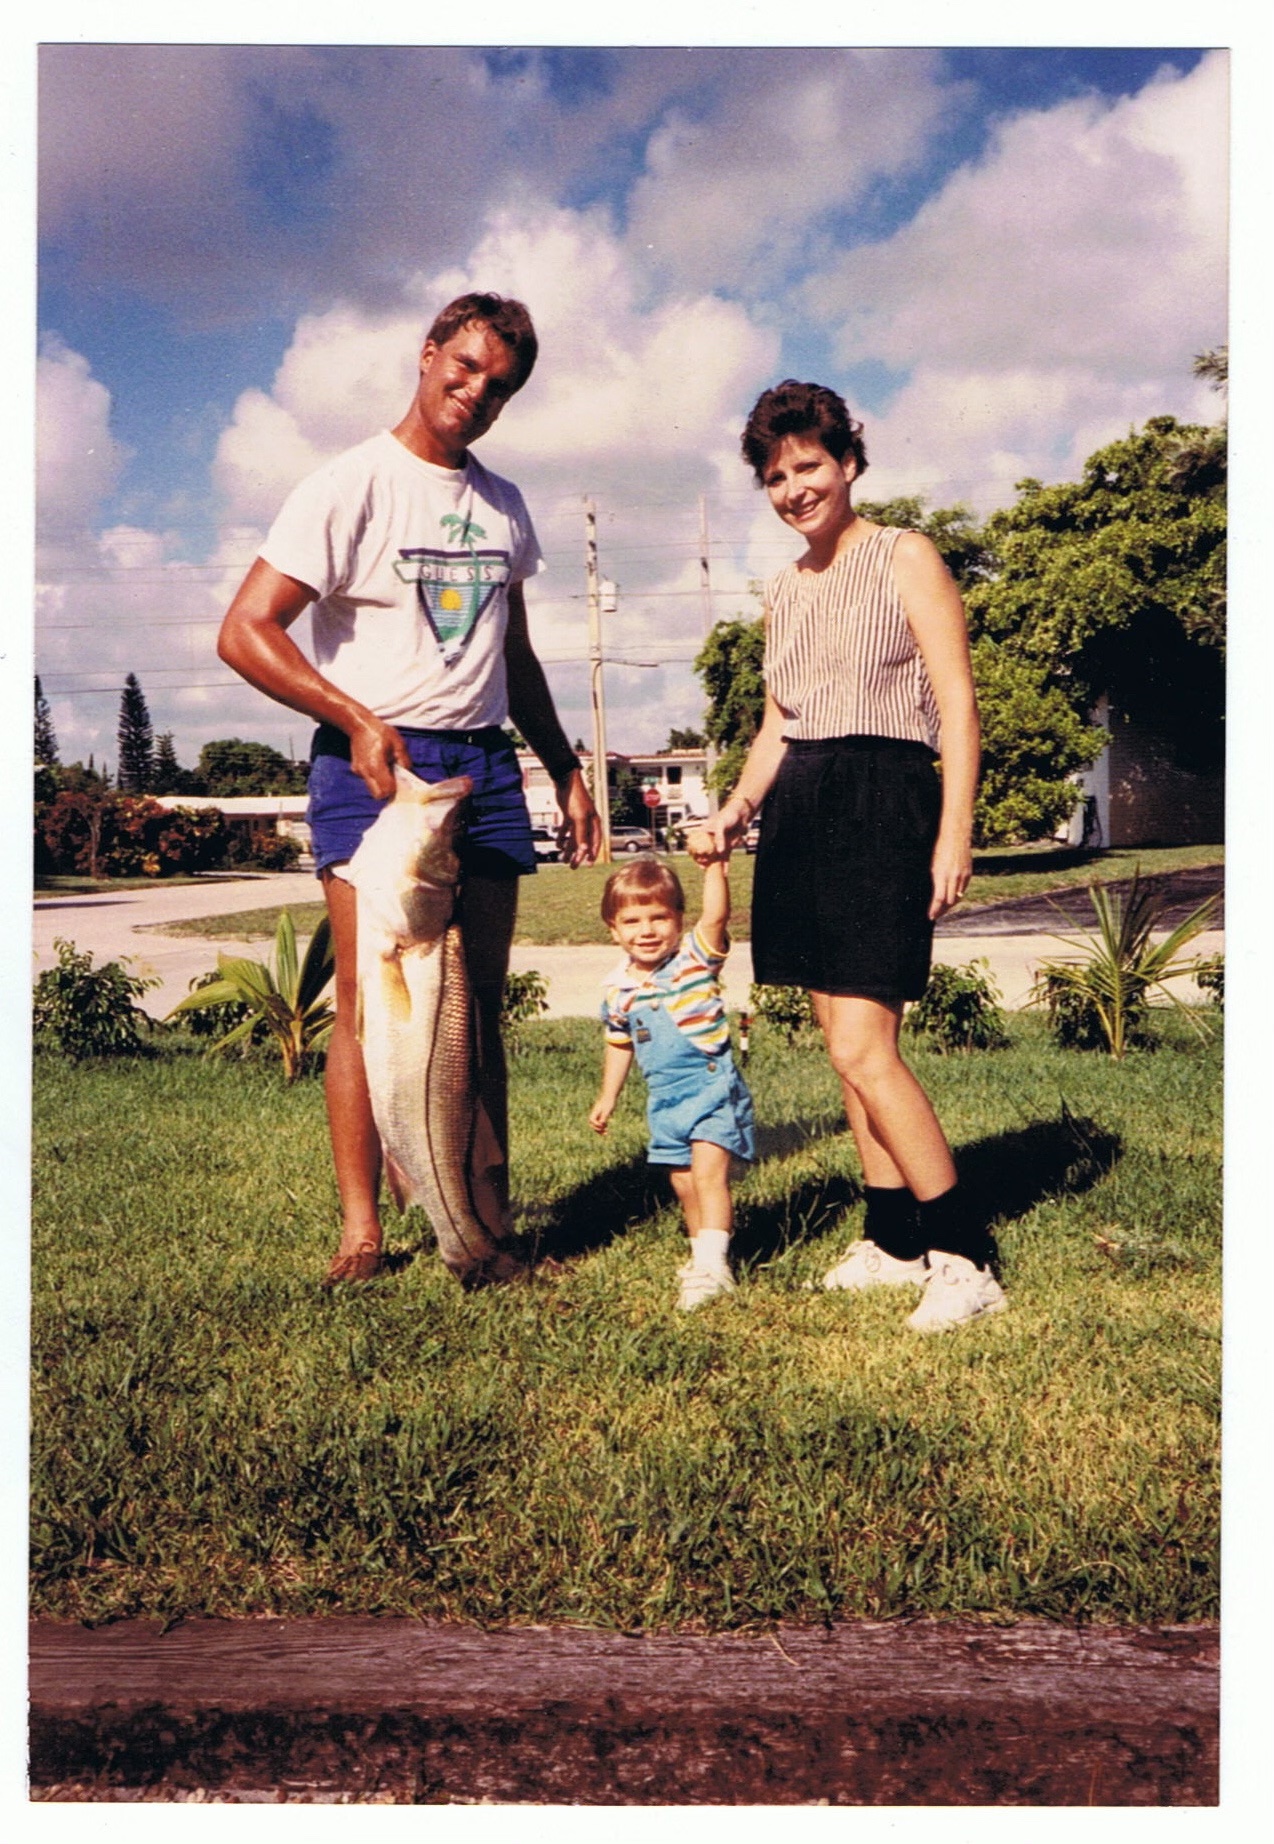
[
  {"xmin": 589, "ymin": 1099, "xmax": 613, "ymax": 1135},
  {"xmin": 686, "ymin": 826, "xmax": 729, "ymax": 866}
]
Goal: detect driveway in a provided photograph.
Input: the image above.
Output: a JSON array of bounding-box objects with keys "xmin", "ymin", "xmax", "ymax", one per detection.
[
  {"xmin": 32, "ymin": 871, "xmax": 322, "ymax": 1019},
  {"xmin": 32, "ymin": 866, "xmax": 1224, "ymax": 1021}
]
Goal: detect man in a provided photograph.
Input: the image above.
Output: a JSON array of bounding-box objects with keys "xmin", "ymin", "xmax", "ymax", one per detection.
[{"xmin": 218, "ymin": 292, "xmax": 600, "ymax": 1284}]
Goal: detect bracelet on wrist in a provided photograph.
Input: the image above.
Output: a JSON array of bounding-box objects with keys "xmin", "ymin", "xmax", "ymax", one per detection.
[{"xmin": 729, "ymin": 792, "xmax": 756, "ymax": 823}]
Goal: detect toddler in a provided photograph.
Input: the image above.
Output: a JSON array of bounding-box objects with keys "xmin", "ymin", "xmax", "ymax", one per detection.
[{"xmin": 590, "ymin": 846, "xmax": 755, "ymax": 1309}]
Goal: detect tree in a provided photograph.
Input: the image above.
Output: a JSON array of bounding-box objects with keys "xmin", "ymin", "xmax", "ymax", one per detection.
[
  {"xmin": 693, "ymin": 617, "xmax": 766, "ymax": 797},
  {"xmin": 151, "ymin": 732, "xmax": 202, "ymax": 795},
  {"xmin": 608, "ymin": 762, "xmax": 649, "ymax": 829},
  {"xmin": 970, "ymin": 639, "xmax": 1105, "ymax": 843},
  {"xmin": 1165, "ymin": 346, "xmax": 1228, "ymax": 498},
  {"xmin": 196, "ymin": 738, "xmax": 308, "ymax": 796},
  {"xmin": 34, "ymin": 676, "xmax": 59, "ymax": 767},
  {"xmin": 116, "ymin": 673, "xmax": 156, "ymax": 793},
  {"xmin": 967, "ymin": 416, "xmax": 1225, "ymax": 684},
  {"xmin": 665, "ymin": 726, "xmax": 705, "ymax": 751},
  {"xmin": 856, "ymin": 497, "xmax": 994, "ymax": 592}
]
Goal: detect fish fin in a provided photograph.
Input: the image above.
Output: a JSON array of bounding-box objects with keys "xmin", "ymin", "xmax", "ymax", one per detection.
[
  {"xmin": 384, "ymin": 1150, "xmax": 412, "ymax": 1213},
  {"xmin": 380, "ymin": 952, "xmax": 413, "ymax": 1025}
]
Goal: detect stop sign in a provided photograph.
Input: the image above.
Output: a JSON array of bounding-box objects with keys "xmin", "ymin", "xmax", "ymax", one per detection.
[{"xmin": 642, "ymin": 786, "xmax": 661, "ymax": 808}]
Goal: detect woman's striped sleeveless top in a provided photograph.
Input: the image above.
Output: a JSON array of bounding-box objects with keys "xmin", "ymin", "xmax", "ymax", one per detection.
[{"xmin": 763, "ymin": 524, "xmax": 940, "ymax": 750}]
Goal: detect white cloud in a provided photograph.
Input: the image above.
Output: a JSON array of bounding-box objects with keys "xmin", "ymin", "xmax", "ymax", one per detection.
[
  {"xmin": 795, "ymin": 53, "xmax": 1229, "ymax": 513},
  {"xmin": 625, "ymin": 47, "xmax": 958, "ymax": 294},
  {"xmin": 810, "ymin": 53, "xmax": 1227, "ymax": 384},
  {"xmin": 36, "ymin": 336, "xmax": 130, "ymax": 539}
]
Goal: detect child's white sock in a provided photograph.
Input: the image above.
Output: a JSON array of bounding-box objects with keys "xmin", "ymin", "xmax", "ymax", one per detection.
[{"xmin": 691, "ymin": 1229, "xmax": 731, "ymax": 1274}]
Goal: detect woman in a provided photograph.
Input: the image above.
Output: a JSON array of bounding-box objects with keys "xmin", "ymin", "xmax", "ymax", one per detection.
[{"xmin": 690, "ymin": 380, "xmax": 1005, "ymax": 1331}]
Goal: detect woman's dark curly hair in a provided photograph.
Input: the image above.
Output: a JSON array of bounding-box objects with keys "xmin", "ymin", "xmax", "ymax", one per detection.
[{"xmin": 740, "ymin": 379, "xmax": 868, "ymax": 483}]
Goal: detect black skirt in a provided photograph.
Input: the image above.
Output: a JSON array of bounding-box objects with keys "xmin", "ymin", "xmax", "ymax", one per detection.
[{"xmin": 751, "ymin": 735, "xmax": 941, "ymax": 1001}]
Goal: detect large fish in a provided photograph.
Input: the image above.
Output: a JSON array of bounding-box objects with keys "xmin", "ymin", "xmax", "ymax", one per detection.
[{"xmin": 344, "ymin": 766, "xmax": 524, "ymax": 1287}]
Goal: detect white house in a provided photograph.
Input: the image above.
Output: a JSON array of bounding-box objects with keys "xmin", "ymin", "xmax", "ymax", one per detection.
[
  {"xmin": 153, "ymin": 794, "xmax": 311, "ymax": 853},
  {"xmin": 517, "ymin": 749, "xmax": 711, "ymax": 832}
]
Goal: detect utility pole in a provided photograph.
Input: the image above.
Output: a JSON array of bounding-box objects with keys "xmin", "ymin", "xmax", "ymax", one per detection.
[
  {"xmin": 585, "ymin": 497, "xmax": 612, "ymax": 862},
  {"xmin": 698, "ymin": 493, "xmax": 719, "ymax": 814}
]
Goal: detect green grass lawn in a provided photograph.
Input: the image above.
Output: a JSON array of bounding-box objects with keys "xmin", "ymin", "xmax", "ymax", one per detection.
[
  {"xmin": 154, "ymin": 841, "xmax": 1223, "ymax": 945},
  {"xmin": 31, "ymin": 1010, "xmax": 1220, "ymax": 1630}
]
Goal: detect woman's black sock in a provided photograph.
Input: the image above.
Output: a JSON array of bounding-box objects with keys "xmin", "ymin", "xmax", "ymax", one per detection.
[
  {"xmin": 916, "ymin": 1185, "xmax": 995, "ymax": 1270},
  {"xmin": 863, "ymin": 1185, "xmax": 925, "ymax": 1262}
]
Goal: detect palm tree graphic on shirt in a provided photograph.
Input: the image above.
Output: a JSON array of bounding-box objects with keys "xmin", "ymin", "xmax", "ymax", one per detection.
[
  {"xmin": 392, "ymin": 510, "xmax": 504, "ymax": 663},
  {"xmin": 440, "ymin": 512, "xmax": 487, "ymax": 551},
  {"xmin": 435, "ymin": 513, "xmax": 488, "ymax": 638}
]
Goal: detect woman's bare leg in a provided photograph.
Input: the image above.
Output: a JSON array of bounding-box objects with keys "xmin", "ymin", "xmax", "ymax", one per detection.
[{"xmin": 810, "ymin": 991, "xmax": 957, "ymax": 1202}]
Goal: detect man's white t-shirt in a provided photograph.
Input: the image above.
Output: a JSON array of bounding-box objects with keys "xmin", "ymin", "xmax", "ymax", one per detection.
[{"xmin": 259, "ymin": 430, "xmax": 544, "ymax": 731}]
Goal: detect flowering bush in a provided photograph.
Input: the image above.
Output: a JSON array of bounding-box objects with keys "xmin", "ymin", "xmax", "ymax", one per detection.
[{"xmin": 38, "ymin": 791, "xmax": 230, "ymax": 877}]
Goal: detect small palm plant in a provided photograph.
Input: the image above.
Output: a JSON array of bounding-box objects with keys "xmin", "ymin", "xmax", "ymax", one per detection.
[
  {"xmin": 1031, "ymin": 870, "xmax": 1220, "ymax": 1059},
  {"xmin": 167, "ymin": 910, "xmax": 335, "ymax": 1080}
]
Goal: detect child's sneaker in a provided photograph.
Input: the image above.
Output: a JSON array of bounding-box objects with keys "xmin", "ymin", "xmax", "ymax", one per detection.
[
  {"xmin": 677, "ymin": 1261, "xmax": 736, "ymax": 1311},
  {"xmin": 906, "ymin": 1252, "xmax": 1007, "ymax": 1333},
  {"xmin": 822, "ymin": 1240, "xmax": 928, "ymax": 1291}
]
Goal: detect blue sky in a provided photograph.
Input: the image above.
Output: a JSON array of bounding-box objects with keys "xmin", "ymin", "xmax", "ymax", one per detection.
[{"xmin": 30, "ymin": 33, "xmax": 1231, "ymax": 772}]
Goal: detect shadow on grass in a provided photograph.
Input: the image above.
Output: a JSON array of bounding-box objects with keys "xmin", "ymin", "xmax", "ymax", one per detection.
[
  {"xmin": 520, "ymin": 1105, "xmax": 1120, "ymax": 1278},
  {"xmin": 972, "ymin": 845, "xmax": 1102, "ymax": 877},
  {"xmin": 733, "ymin": 1106, "xmax": 1121, "ymax": 1274},
  {"xmin": 523, "ymin": 1153, "xmax": 671, "ymax": 1266},
  {"xmin": 962, "ymin": 1108, "xmax": 1121, "ymax": 1278}
]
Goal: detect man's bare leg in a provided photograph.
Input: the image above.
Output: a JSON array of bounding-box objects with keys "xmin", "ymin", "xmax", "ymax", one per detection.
[
  {"xmin": 321, "ymin": 869, "xmax": 384, "ymax": 1266},
  {"xmin": 456, "ymin": 872, "xmax": 519, "ymax": 1234}
]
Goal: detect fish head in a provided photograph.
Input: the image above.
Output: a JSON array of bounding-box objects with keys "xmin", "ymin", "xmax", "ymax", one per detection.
[
  {"xmin": 390, "ymin": 767, "xmax": 473, "ymax": 884},
  {"xmin": 346, "ymin": 768, "xmax": 474, "ymax": 947}
]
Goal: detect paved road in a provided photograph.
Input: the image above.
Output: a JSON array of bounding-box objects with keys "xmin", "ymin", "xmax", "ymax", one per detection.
[
  {"xmin": 32, "ymin": 867, "xmax": 1224, "ymax": 1021},
  {"xmin": 937, "ymin": 864, "xmax": 1224, "ymax": 936}
]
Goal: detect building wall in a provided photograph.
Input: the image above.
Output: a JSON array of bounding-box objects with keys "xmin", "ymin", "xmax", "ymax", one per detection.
[
  {"xmin": 1063, "ymin": 696, "xmax": 1224, "ymax": 849},
  {"xmin": 1106, "ymin": 709, "xmax": 1225, "ymax": 847}
]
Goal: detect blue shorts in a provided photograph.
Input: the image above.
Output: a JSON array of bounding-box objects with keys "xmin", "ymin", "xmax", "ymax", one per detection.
[
  {"xmin": 307, "ymin": 723, "xmax": 537, "ymax": 878},
  {"xmin": 646, "ymin": 1054, "xmax": 756, "ymax": 1168}
]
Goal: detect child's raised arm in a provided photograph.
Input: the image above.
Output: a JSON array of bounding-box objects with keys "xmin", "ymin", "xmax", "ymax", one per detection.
[
  {"xmin": 589, "ymin": 1041, "xmax": 633, "ymax": 1136},
  {"xmin": 696, "ymin": 855, "xmax": 732, "ymax": 958}
]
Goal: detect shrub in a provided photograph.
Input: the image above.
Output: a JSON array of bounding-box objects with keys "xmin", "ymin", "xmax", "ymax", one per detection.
[
  {"xmin": 749, "ymin": 983, "xmax": 816, "ymax": 1040},
  {"xmin": 502, "ymin": 968, "xmax": 550, "ymax": 1050},
  {"xmin": 1195, "ymin": 954, "xmax": 1224, "ymax": 1011},
  {"xmin": 32, "ymin": 938, "xmax": 156, "ymax": 1059},
  {"xmin": 38, "ymin": 791, "xmax": 230, "ymax": 878},
  {"xmin": 1035, "ymin": 970, "xmax": 1125, "ymax": 1052},
  {"xmin": 176, "ymin": 969, "xmax": 263, "ymax": 1045},
  {"xmin": 221, "ymin": 829, "xmax": 303, "ymax": 871},
  {"xmin": 904, "ymin": 959, "xmax": 1009, "ymax": 1052}
]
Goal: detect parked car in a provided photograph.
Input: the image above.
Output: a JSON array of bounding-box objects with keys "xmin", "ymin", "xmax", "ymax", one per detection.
[
  {"xmin": 529, "ymin": 827, "xmax": 561, "ymax": 864},
  {"xmin": 609, "ymin": 825, "xmax": 660, "ymax": 854}
]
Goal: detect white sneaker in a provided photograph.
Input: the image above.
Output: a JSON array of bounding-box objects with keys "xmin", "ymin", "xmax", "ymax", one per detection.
[
  {"xmin": 907, "ymin": 1252, "xmax": 1007, "ymax": 1333},
  {"xmin": 822, "ymin": 1239, "xmax": 928, "ymax": 1292},
  {"xmin": 677, "ymin": 1261, "xmax": 736, "ymax": 1311}
]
